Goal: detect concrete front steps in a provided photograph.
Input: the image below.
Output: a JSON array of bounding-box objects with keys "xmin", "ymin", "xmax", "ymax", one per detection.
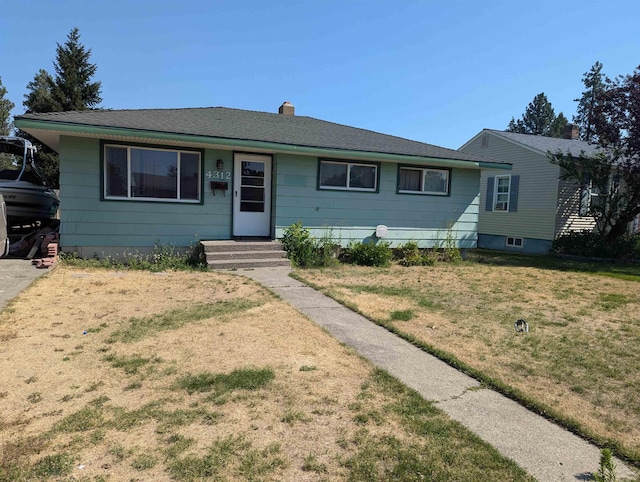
[{"xmin": 201, "ymin": 240, "xmax": 291, "ymax": 270}]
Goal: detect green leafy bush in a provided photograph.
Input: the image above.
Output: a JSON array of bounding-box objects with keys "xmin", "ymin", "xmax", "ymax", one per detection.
[
  {"xmin": 346, "ymin": 241, "xmax": 392, "ymax": 267},
  {"xmin": 281, "ymin": 223, "xmax": 340, "ymax": 268},
  {"xmin": 553, "ymin": 230, "xmax": 640, "ymax": 259},
  {"xmin": 281, "ymin": 222, "xmax": 317, "ymax": 268},
  {"xmin": 396, "ymin": 241, "xmax": 424, "ymax": 266}
]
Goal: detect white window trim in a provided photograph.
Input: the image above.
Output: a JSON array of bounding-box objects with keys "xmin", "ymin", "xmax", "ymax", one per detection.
[
  {"xmin": 318, "ymin": 160, "xmax": 378, "ymax": 192},
  {"xmin": 493, "ymin": 174, "xmax": 511, "ymax": 212},
  {"xmin": 104, "ymin": 144, "xmax": 201, "ymax": 203},
  {"xmin": 398, "ymin": 166, "xmax": 449, "ymax": 196},
  {"xmin": 506, "ymin": 237, "xmax": 523, "ymax": 248}
]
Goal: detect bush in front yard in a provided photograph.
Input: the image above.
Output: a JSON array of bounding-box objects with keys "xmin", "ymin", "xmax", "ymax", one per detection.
[
  {"xmin": 280, "ymin": 223, "xmax": 340, "ymax": 268},
  {"xmin": 552, "ymin": 230, "xmax": 640, "ymax": 259},
  {"xmin": 281, "ymin": 222, "xmax": 316, "ymax": 268},
  {"xmin": 345, "ymin": 241, "xmax": 392, "ymax": 267}
]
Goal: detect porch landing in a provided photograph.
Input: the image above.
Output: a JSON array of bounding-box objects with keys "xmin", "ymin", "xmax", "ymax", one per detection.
[{"xmin": 201, "ymin": 240, "xmax": 291, "ymax": 270}]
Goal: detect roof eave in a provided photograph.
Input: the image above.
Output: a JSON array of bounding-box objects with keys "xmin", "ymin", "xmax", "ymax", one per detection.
[{"xmin": 15, "ymin": 118, "xmax": 511, "ymax": 170}]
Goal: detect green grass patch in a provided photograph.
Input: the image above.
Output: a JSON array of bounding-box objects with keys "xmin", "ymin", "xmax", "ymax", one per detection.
[
  {"xmin": 108, "ymin": 300, "xmax": 263, "ymax": 343},
  {"xmin": 131, "ymin": 453, "xmax": 158, "ymax": 471},
  {"xmin": 302, "ymin": 454, "xmax": 328, "ymax": 473},
  {"xmin": 176, "ymin": 367, "xmax": 275, "ymax": 396},
  {"xmin": 341, "ymin": 369, "xmax": 534, "ymax": 481},
  {"xmin": 168, "ymin": 435, "xmax": 253, "ymax": 480},
  {"xmin": 390, "ymin": 309, "xmax": 415, "ymax": 321},
  {"xmin": 29, "ymin": 453, "xmax": 74, "ymax": 479},
  {"xmin": 103, "ymin": 353, "xmax": 162, "ymax": 375},
  {"xmin": 599, "ymin": 293, "xmax": 635, "ymax": 311},
  {"xmin": 164, "ymin": 434, "xmax": 195, "ymax": 459}
]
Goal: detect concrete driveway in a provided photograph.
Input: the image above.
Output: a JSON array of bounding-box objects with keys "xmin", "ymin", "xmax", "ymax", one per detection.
[{"xmin": 0, "ymin": 259, "xmax": 49, "ymax": 311}]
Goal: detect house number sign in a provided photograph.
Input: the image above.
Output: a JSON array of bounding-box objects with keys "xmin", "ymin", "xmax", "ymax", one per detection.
[{"xmin": 206, "ymin": 170, "xmax": 231, "ymax": 180}]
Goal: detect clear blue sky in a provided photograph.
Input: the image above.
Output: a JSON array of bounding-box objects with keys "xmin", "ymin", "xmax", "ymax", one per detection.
[{"xmin": 2, "ymin": 0, "xmax": 639, "ymax": 149}]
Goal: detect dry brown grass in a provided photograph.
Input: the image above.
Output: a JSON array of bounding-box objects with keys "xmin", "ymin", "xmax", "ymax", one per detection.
[
  {"xmin": 0, "ymin": 266, "xmax": 531, "ymax": 481},
  {"xmin": 295, "ymin": 262, "xmax": 640, "ymax": 463}
]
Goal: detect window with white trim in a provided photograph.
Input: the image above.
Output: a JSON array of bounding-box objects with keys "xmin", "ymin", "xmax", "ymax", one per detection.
[
  {"xmin": 506, "ymin": 237, "xmax": 523, "ymax": 247},
  {"xmin": 398, "ymin": 166, "xmax": 449, "ymax": 195},
  {"xmin": 104, "ymin": 145, "xmax": 201, "ymax": 202},
  {"xmin": 318, "ymin": 160, "xmax": 378, "ymax": 191},
  {"xmin": 494, "ymin": 175, "xmax": 511, "ymax": 211}
]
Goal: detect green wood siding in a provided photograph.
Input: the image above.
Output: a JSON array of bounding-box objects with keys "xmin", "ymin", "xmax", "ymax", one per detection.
[
  {"xmin": 58, "ymin": 136, "xmax": 232, "ymax": 253},
  {"xmin": 58, "ymin": 137, "xmax": 482, "ymax": 253},
  {"xmin": 273, "ymin": 153, "xmax": 479, "ymax": 248}
]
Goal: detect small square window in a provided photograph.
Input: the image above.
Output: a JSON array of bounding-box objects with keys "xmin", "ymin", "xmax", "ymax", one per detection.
[{"xmin": 506, "ymin": 237, "xmax": 523, "ymax": 247}]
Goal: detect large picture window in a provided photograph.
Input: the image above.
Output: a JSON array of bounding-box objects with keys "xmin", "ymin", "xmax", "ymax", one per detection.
[
  {"xmin": 104, "ymin": 145, "xmax": 201, "ymax": 202},
  {"xmin": 318, "ymin": 160, "xmax": 378, "ymax": 191},
  {"xmin": 398, "ymin": 166, "xmax": 449, "ymax": 195}
]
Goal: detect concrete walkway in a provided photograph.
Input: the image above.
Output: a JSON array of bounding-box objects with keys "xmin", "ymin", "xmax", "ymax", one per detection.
[
  {"xmin": 0, "ymin": 259, "xmax": 49, "ymax": 312},
  {"xmin": 239, "ymin": 267, "xmax": 636, "ymax": 482}
]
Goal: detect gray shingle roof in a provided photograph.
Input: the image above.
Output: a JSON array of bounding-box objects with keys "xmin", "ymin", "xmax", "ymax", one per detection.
[
  {"xmin": 16, "ymin": 107, "xmax": 497, "ymax": 164},
  {"xmin": 487, "ymin": 129, "xmax": 601, "ymax": 157}
]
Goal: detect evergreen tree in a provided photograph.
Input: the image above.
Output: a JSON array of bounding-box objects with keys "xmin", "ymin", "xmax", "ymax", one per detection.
[
  {"xmin": 573, "ymin": 61, "xmax": 606, "ymax": 143},
  {"xmin": 51, "ymin": 27, "xmax": 102, "ymax": 111},
  {"xmin": 506, "ymin": 92, "xmax": 567, "ymax": 137},
  {"xmin": 0, "ymin": 76, "xmax": 14, "ymax": 135},
  {"xmin": 0, "ymin": 77, "xmax": 16, "ymax": 170},
  {"xmin": 23, "ymin": 69, "xmax": 57, "ymax": 113},
  {"xmin": 21, "ymin": 27, "xmax": 102, "ymax": 187}
]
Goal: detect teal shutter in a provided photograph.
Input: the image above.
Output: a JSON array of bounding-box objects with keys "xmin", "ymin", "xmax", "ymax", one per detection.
[
  {"xmin": 485, "ymin": 176, "xmax": 495, "ymax": 211},
  {"xmin": 508, "ymin": 175, "xmax": 519, "ymax": 212}
]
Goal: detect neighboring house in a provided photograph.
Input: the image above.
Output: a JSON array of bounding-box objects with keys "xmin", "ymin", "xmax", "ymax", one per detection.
[
  {"xmin": 460, "ymin": 126, "xmax": 599, "ymax": 254},
  {"xmin": 14, "ymin": 103, "xmax": 508, "ymax": 257}
]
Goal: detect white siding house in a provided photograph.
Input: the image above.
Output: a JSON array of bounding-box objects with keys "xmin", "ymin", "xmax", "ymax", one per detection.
[{"xmin": 460, "ymin": 128, "xmax": 599, "ymax": 254}]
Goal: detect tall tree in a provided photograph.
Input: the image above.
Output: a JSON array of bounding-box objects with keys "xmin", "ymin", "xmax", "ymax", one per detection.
[
  {"xmin": 51, "ymin": 27, "xmax": 102, "ymax": 111},
  {"xmin": 0, "ymin": 77, "xmax": 16, "ymax": 169},
  {"xmin": 550, "ymin": 65, "xmax": 640, "ymax": 241},
  {"xmin": 0, "ymin": 76, "xmax": 14, "ymax": 135},
  {"xmin": 21, "ymin": 27, "xmax": 102, "ymax": 187},
  {"xmin": 23, "ymin": 69, "xmax": 57, "ymax": 114},
  {"xmin": 573, "ymin": 61, "xmax": 606, "ymax": 143},
  {"xmin": 507, "ymin": 92, "xmax": 568, "ymax": 137}
]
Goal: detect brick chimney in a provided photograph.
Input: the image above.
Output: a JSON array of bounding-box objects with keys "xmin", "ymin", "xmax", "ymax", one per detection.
[
  {"xmin": 278, "ymin": 101, "xmax": 295, "ymax": 115},
  {"xmin": 563, "ymin": 123, "xmax": 579, "ymax": 140}
]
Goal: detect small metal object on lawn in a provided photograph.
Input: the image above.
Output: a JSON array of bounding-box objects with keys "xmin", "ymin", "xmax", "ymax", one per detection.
[{"xmin": 514, "ymin": 319, "xmax": 529, "ymax": 333}]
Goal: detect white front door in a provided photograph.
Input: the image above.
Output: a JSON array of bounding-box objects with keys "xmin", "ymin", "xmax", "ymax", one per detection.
[{"xmin": 233, "ymin": 153, "xmax": 272, "ymax": 237}]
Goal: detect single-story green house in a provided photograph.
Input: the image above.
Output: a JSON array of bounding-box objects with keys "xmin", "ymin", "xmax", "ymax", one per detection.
[{"xmin": 15, "ymin": 102, "xmax": 509, "ymax": 256}]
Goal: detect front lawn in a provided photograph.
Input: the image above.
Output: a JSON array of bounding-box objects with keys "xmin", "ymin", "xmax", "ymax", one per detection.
[
  {"xmin": 0, "ymin": 266, "xmax": 533, "ymax": 481},
  {"xmin": 294, "ymin": 253, "xmax": 640, "ymax": 466}
]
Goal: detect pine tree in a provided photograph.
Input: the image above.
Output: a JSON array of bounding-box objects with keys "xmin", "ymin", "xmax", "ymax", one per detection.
[
  {"xmin": 0, "ymin": 77, "xmax": 16, "ymax": 169},
  {"xmin": 50, "ymin": 27, "xmax": 102, "ymax": 111},
  {"xmin": 21, "ymin": 28, "xmax": 102, "ymax": 187},
  {"xmin": 573, "ymin": 61, "xmax": 606, "ymax": 143},
  {"xmin": 23, "ymin": 69, "xmax": 57, "ymax": 113},
  {"xmin": 0, "ymin": 76, "xmax": 14, "ymax": 135},
  {"xmin": 506, "ymin": 92, "xmax": 567, "ymax": 137}
]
